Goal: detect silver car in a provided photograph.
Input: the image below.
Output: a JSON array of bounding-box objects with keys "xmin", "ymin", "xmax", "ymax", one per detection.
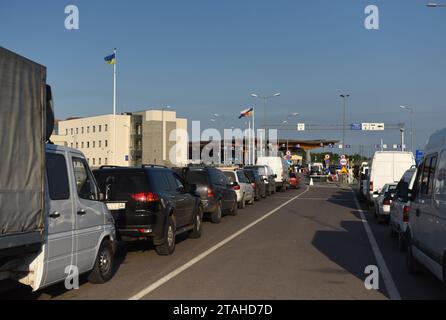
[{"xmin": 222, "ymin": 169, "xmax": 255, "ymax": 209}]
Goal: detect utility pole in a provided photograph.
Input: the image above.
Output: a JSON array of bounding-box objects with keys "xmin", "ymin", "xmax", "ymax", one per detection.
[{"xmin": 340, "ymin": 94, "xmax": 350, "ymax": 154}]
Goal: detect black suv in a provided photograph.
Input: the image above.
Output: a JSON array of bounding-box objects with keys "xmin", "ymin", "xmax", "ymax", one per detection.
[
  {"xmin": 243, "ymin": 168, "xmax": 266, "ymax": 200},
  {"xmin": 93, "ymin": 165, "xmax": 203, "ymax": 256},
  {"xmin": 174, "ymin": 166, "xmax": 238, "ymax": 223},
  {"xmin": 245, "ymin": 165, "xmax": 276, "ymax": 196}
]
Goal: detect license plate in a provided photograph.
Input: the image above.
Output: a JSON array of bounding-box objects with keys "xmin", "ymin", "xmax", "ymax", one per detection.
[{"xmin": 106, "ymin": 203, "xmax": 126, "ymax": 210}]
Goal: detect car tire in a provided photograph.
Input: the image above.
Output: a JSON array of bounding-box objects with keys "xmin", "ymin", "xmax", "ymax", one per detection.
[
  {"xmin": 155, "ymin": 215, "xmax": 176, "ymax": 255},
  {"xmin": 189, "ymin": 206, "xmax": 203, "ymax": 239},
  {"xmin": 407, "ymin": 237, "xmax": 421, "ymax": 274},
  {"xmin": 238, "ymin": 195, "xmax": 245, "ymax": 209},
  {"xmin": 211, "ymin": 201, "xmax": 223, "ymax": 223},
  {"xmin": 229, "ymin": 199, "xmax": 238, "ymax": 216},
  {"xmin": 88, "ymin": 239, "xmax": 114, "ymax": 284}
]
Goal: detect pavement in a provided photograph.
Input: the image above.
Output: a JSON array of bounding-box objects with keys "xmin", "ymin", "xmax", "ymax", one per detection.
[{"xmin": 2, "ymin": 179, "xmax": 446, "ymax": 300}]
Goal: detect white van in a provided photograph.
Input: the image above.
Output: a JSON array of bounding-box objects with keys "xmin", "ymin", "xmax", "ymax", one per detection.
[
  {"xmin": 367, "ymin": 151, "xmax": 415, "ymax": 204},
  {"xmin": 257, "ymin": 157, "xmax": 289, "ymax": 192},
  {"xmin": 406, "ymin": 128, "xmax": 446, "ymax": 283},
  {"xmin": 0, "ymin": 145, "xmax": 117, "ymax": 291}
]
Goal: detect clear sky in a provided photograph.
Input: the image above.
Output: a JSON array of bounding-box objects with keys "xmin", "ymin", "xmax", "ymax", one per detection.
[{"xmin": 1, "ymin": 0, "xmax": 445, "ymax": 155}]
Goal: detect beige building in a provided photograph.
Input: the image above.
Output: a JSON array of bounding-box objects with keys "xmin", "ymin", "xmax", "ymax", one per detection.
[
  {"xmin": 56, "ymin": 110, "xmax": 188, "ymax": 168},
  {"xmin": 58, "ymin": 114, "xmax": 131, "ymax": 168}
]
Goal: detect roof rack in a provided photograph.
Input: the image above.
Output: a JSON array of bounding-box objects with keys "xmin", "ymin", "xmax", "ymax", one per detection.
[
  {"xmin": 141, "ymin": 164, "xmax": 168, "ymax": 169},
  {"xmin": 99, "ymin": 165, "xmax": 122, "ymax": 169}
]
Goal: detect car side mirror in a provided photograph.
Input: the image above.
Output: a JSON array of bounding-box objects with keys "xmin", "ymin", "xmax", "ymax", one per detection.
[{"xmin": 98, "ymin": 192, "xmax": 105, "ymax": 201}]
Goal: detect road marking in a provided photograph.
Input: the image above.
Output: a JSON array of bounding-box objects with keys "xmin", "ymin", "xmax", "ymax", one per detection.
[
  {"xmin": 128, "ymin": 186, "xmax": 310, "ymax": 300},
  {"xmin": 352, "ymin": 192, "xmax": 401, "ymax": 300},
  {"xmin": 299, "ymin": 197, "xmax": 356, "ymax": 202}
]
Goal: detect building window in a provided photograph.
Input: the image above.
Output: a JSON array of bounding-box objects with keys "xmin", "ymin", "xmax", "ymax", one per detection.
[
  {"xmin": 93, "ymin": 126, "xmax": 95, "ymax": 133},
  {"xmin": 87, "ymin": 142, "xmax": 90, "ymax": 148},
  {"xmin": 99, "ymin": 140, "xmax": 102, "ymax": 148},
  {"xmin": 105, "ymin": 140, "xmax": 108, "ymax": 147},
  {"xmin": 99, "ymin": 125, "xmax": 102, "ymax": 132},
  {"xmin": 65, "ymin": 129, "xmax": 68, "ymax": 135},
  {"xmin": 70, "ymin": 143, "xmax": 73, "ymax": 148},
  {"xmin": 105, "ymin": 158, "xmax": 108, "ymax": 165},
  {"xmin": 81, "ymin": 127, "xmax": 84, "ymax": 134},
  {"xmin": 98, "ymin": 158, "xmax": 102, "ymax": 165},
  {"xmin": 93, "ymin": 141, "xmax": 96, "ymax": 148},
  {"xmin": 87, "ymin": 126, "xmax": 89, "ymax": 133},
  {"xmin": 71, "ymin": 128, "xmax": 73, "ymax": 135},
  {"xmin": 76, "ymin": 128, "xmax": 78, "ymax": 134},
  {"xmin": 76, "ymin": 142, "xmax": 78, "ymax": 149},
  {"xmin": 105, "ymin": 124, "xmax": 108, "ymax": 132},
  {"xmin": 93, "ymin": 158, "xmax": 95, "ymax": 166},
  {"xmin": 81, "ymin": 142, "xmax": 84, "ymax": 148}
]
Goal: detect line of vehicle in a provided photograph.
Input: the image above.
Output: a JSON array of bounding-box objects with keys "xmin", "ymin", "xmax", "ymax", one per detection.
[
  {"xmin": 352, "ymin": 191, "xmax": 402, "ymax": 300},
  {"xmin": 128, "ymin": 186, "xmax": 311, "ymax": 300}
]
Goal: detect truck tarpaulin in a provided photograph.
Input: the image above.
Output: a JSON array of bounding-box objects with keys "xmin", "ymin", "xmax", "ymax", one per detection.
[{"xmin": 0, "ymin": 47, "xmax": 45, "ymax": 250}]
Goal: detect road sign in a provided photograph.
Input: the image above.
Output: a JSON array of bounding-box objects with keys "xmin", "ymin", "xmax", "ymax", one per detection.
[
  {"xmin": 362, "ymin": 123, "xmax": 385, "ymax": 131},
  {"xmin": 416, "ymin": 150, "xmax": 424, "ymax": 165},
  {"xmin": 296, "ymin": 144, "xmax": 301, "ymax": 148},
  {"xmin": 374, "ymin": 144, "xmax": 381, "ymax": 149},
  {"xmin": 345, "ymin": 144, "xmax": 351, "ymax": 149},
  {"xmin": 324, "ymin": 154, "xmax": 331, "ymax": 160},
  {"xmin": 340, "ymin": 166, "xmax": 349, "ymax": 174},
  {"xmin": 328, "ymin": 144, "xmax": 334, "ymax": 148},
  {"xmin": 286, "ymin": 151, "xmax": 291, "ymax": 156},
  {"xmin": 287, "ymin": 160, "xmax": 293, "ymax": 165},
  {"xmin": 125, "ymin": 155, "xmax": 129, "ymax": 161},
  {"xmin": 340, "ymin": 159, "xmax": 348, "ymax": 166},
  {"xmin": 351, "ymin": 123, "xmax": 362, "ymax": 131},
  {"xmin": 297, "ymin": 123, "xmax": 305, "ymax": 131}
]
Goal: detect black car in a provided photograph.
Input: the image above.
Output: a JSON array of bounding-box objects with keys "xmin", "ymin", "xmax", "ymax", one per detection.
[
  {"xmin": 245, "ymin": 165, "xmax": 276, "ymax": 196},
  {"xmin": 174, "ymin": 166, "xmax": 238, "ymax": 223},
  {"xmin": 243, "ymin": 168, "xmax": 266, "ymax": 200},
  {"xmin": 93, "ymin": 165, "xmax": 203, "ymax": 256}
]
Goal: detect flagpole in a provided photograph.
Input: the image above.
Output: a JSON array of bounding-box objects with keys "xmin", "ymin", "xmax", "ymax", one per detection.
[
  {"xmin": 252, "ymin": 108, "xmax": 255, "ymax": 165},
  {"xmin": 247, "ymin": 121, "xmax": 251, "ymax": 165},
  {"xmin": 113, "ymin": 48, "xmax": 117, "ymax": 165}
]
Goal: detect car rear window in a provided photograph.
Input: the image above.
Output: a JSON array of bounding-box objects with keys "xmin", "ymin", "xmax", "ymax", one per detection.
[
  {"xmin": 244, "ymin": 170, "xmax": 255, "ymax": 182},
  {"xmin": 237, "ymin": 171, "xmax": 249, "ymax": 183},
  {"xmin": 94, "ymin": 171, "xmax": 149, "ymax": 200},
  {"xmin": 185, "ymin": 170, "xmax": 208, "ymax": 185},
  {"xmin": 223, "ymin": 171, "xmax": 236, "ymax": 183}
]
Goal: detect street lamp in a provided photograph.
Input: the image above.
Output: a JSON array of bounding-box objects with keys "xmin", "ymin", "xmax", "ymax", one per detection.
[
  {"xmin": 250, "ymin": 92, "xmax": 281, "ymax": 156},
  {"xmin": 161, "ymin": 105, "xmax": 171, "ymax": 162},
  {"xmin": 399, "ymin": 106, "xmax": 415, "ymax": 152},
  {"xmin": 340, "ymin": 94, "xmax": 350, "ymax": 154},
  {"xmin": 426, "ymin": 2, "xmax": 446, "ymax": 7}
]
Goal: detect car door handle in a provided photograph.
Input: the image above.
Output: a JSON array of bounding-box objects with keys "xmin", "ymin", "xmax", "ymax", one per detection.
[
  {"xmin": 416, "ymin": 209, "xmax": 421, "ymax": 218},
  {"xmin": 49, "ymin": 211, "xmax": 61, "ymax": 219},
  {"xmin": 77, "ymin": 209, "xmax": 87, "ymax": 216}
]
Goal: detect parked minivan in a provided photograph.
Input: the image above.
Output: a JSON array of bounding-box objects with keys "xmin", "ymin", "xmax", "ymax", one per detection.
[
  {"xmin": 257, "ymin": 157, "xmax": 290, "ymax": 192},
  {"xmin": 406, "ymin": 128, "xmax": 446, "ymax": 283},
  {"xmin": 367, "ymin": 151, "xmax": 415, "ymax": 204},
  {"xmin": 389, "ymin": 166, "xmax": 417, "ymax": 251}
]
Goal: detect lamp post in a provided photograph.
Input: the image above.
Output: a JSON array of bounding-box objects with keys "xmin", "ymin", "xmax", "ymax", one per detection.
[
  {"xmin": 250, "ymin": 92, "xmax": 281, "ymax": 156},
  {"xmin": 426, "ymin": 2, "xmax": 446, "ymax": 7},
  {"xmin": 340, "ymin": 94, "xmax": 350, "ymax": 154},
  {"xmin": 399, "ymin": 106, "xmax": 415, "ymax": 152},
  {"xmin": 161, "ymin": 106, "xmax": 171, "ymax": 163}
]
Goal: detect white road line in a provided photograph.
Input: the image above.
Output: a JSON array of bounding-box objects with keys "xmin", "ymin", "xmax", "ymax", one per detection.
[
  {"xmin": 299, "ymin": 197, "xmax": 356, "ymax": 202},
  {"xmin": 128, "ymin": 186, "xmax": 310, "ymax": 300},
  {"xmin": 352, "ymin": 192, "xmax": 402, "ymax": 300}
]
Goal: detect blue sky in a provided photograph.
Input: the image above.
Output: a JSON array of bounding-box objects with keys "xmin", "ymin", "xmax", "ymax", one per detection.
[{"xmin": 1, "ymin": 0, "xmax": 445, "ymax": 154}]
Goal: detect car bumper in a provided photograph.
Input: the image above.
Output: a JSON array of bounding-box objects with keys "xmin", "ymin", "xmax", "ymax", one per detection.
[{"xmin": 201, "ymin": 199, "xmax": 218, "ymax": 213}]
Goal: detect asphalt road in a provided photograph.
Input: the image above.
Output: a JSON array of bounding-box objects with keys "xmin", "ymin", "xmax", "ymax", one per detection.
[{"xmin": 2, "ymin": 180, "xmax": 446, "ymax": 300}]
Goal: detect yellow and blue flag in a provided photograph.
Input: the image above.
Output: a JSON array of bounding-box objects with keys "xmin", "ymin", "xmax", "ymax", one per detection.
[{"xmin": 104, "ymin": 53, "xmax": 116, "ymax": 65}]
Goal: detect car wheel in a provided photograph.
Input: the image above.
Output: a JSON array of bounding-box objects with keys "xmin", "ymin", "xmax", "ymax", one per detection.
[
  {"xmin": 229, "ymin": 199, "xmax": 238, "ymax": 216},
  {"xmin": 407, "ymin": 237, "xmax": 421, "ymax": 274},
  {"xmin": 189, "ymin": 206, "xmax": 203, "ymax": 239},
  {"xmin": 238, "ymin": 195, "xmax": 245, "ymax": 209},
  {"xmin": 211, "ymin": 201, "xmax": 223, "ymax": 223},
  {"xmin": 88, "ymin": 239, "xmax": 114, "ymax": 284},
  {"xmin": 155, "ymin": 215, "xmax": 176, "ymax": 255}
]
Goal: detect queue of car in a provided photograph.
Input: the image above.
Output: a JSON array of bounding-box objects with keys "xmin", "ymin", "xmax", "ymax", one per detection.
[{"xmin": 359, "ymin": 127, "xmax": 446, "ymax": 286}]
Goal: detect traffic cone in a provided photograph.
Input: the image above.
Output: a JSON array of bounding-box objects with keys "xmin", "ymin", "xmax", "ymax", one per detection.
[{"xmin": 310, "ymin": 178, "xmax": 314, "ymax": 186}]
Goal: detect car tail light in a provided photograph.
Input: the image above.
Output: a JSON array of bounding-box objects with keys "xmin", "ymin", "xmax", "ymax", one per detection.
[
  {"xmin": 403, "ymin": 206, "xmax": 411, "ymax": 222},
  {"xmin": 383, "ymin": 199, "xmax": 391, "ymax": 206},
  {"xmin": 370, "ymin": 181, "xmax": 374, "ymax": 192},
  {"xmin": 207, "ymin": 187, "xmax": 214, "ymax": 199},
  {"xmin": 131, "ymin": 192, "xmax": 160, "ymax": 203},
  {"xmin": 233, "ymin": 185, "xmax": 241, "ymax": 191},
  {"xmin": 251, "ymin": 182, "xmax": 256, "ymax": 189}
]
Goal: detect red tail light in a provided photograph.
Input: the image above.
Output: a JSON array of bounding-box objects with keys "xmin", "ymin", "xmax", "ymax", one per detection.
[
  {"xmin": 370, "ymin": 181, "xmax": 374, "ymax": 192},
  {"xmin": 383, "ymin": 199, "xmax": 391, "ymax": 206},
  {"xmin": 233, "ymin": 185, "xmax": 241, "ymax": 191},
  {"xmin": 251, "ymin": 183, "xmax": 256, "ymax": 189},
  {"xmin": 207, "ymin": 187, "xmax": 214, "ymax": 199},
  {"xmin": 403, "ymin": 206, "xmax": 411, "ymax": 222},
  {"xmin": 131, "ymin": 192, "xmax": 160, "ymax": 203}
]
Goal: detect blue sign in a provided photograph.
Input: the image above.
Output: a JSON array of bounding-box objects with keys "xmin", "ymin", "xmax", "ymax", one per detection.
[
  {"xmin": 329, "ymin": 144, "xmax": 334, "ymax": 148},
  {"xmin": 374, "ymin": 144, "xmax": 381, "ymax": 149},
  {"xmin": 125, "ymin": 155, "xmax": 129, "ymax": 161},
  {"xmin": 345, "ymin": 144, "xmax": 351, "ymax": 149},
  {"xmin": 415, "ymin": 150, "xmax": 424, "ymax": 165},
  {"xmin": 351, "ymin": 123, "xmax": 362, "ymax": 131},
  {"xmin": 287, "ymin": 160, "xmax": 293, "ymax": 166}
]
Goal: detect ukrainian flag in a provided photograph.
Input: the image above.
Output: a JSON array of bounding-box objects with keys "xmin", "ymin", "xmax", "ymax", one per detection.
[{"xmin": 104, "ymin": 53, "xmax": 116, "ymax": 65}]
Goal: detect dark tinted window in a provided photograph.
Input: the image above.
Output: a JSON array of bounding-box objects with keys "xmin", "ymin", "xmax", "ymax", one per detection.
[
  {"xmin": 420, "ymin": 155, "xmax": 437, "ymax": 199},
  {"xmin": 237, "ymin": 171, "xmax": 249, "ymax": 183},
  {"xmin": 165, "ymin": 171, "xmax": 184, "ymax": 191},
  {"xmin": 149, "ymin": 170, "xmax": 171, "ymax": 192},
  {"xmin": 94, "ymin": 171, "xmax": 149, "ymax": 200},
  {"xmin": 209, "ymin": 169, "xmax": 224, "ymax": 185},
  {"xmin": 72, "ymin": 157, "xmax": 99, "ymax": 201},
  {"xmin": 244, "ymin": 170, "xmax": 256, "ymax": 182},
  {"xmin": 223, "ymin": 171, "xmax": 236, "ymax": 183},
  {"xmin": 46, "ymin": 153, "xmax": 70, "ymax": 200},
  {"xmin": 186, "ymin": 170, "xmax": 208, "ymax": 185}
]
